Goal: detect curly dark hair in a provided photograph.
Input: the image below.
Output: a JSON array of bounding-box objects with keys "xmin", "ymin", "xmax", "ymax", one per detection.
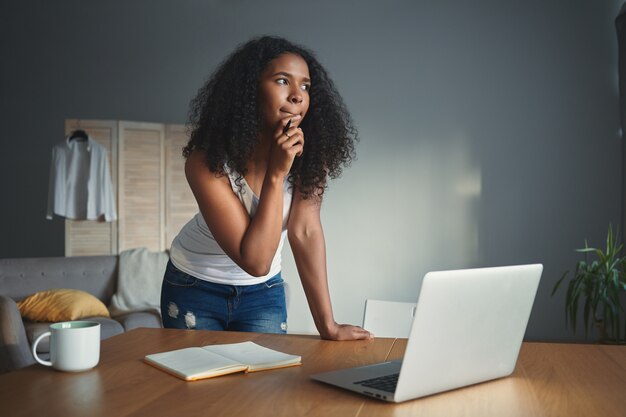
[{"xmin": 183, "ymin": 35, "xmax": 358, "ymax": 198}]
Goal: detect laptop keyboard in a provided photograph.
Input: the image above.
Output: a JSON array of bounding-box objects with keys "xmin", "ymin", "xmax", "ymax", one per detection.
[{"xmin": 354, "ymin": 373, "xmax": 399, "ymax": 393}]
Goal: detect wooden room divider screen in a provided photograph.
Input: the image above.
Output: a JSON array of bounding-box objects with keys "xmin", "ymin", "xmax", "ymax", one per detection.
[{"xmin": 63, "ymin": 119, "xmax": 197, "ymax": 256}]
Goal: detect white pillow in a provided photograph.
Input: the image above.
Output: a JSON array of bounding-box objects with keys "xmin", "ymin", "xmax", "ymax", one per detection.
[{"xmin": 108, "ymin": 247, "xmax": 168, "ymax": 317}]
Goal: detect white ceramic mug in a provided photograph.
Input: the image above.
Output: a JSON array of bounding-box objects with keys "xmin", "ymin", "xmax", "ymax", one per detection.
[{"xmin": 32, "ymin": 321, "xmax": 101, "ymax": 372}]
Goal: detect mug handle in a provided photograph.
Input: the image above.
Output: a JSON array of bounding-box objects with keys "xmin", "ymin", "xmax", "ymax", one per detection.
[{"xmin": 32, "ymin": 331, "xmax": 52, "ymax": 366}]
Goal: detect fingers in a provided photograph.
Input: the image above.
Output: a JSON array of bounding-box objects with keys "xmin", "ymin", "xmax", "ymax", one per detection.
[
  {"xmin": 276, "ymin": 124, "xmax": 305, "ymax": 157},
  {"xmin": 275, "ymin": 115, "xmax": 302, "ymax": 138},
  {"xmin": 284, "ymin": 134, "xmax": 304, "ymax": 158},
  {"xmin": 351, "ymin": 327, "xmax": 374, "ymax": 340},
  {"xmin": 267, "ymin": 117, "xmax": 305, "ymax": 176},
  {"xmin": 329, "ymin": 324, "xmax": 374, "ymax": 341},
  {"xmin": 277, "ymin": 126, "xmax": 302, "ymax": 144},
  {"xmin": 276, "ymin": 115, "xmax": 304, "ymax": 155}
]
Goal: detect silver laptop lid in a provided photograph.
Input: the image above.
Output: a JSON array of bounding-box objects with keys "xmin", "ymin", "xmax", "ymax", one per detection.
[{"xmin": 394, "ymin": 264, "xmax": 542, "ymax": 402}]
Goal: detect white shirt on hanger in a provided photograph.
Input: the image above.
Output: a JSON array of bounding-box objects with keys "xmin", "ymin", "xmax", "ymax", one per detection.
[{"xmin": 46, "ymin": 135, "xmax": 117, "ymax": 221}]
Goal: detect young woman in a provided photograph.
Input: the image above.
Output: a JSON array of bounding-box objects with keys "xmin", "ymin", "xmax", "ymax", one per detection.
[{"xmin": 161, "ymin": 36, "xmax": 372, "ymax": 341}]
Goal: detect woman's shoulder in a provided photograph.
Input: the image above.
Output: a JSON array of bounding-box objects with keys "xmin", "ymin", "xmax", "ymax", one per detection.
[
  {"xmin": 185, "ymin": 150, "xmax": 231, "ymax": 190},
  {"xmin": 185, "ymin": 149, "xmax": 207, "ymax": 168}
]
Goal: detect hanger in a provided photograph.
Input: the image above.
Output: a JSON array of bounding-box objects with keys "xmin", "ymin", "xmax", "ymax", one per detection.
[{"xmin": 69, "ymin": 129, "xmax": 88, "ymax": 141}]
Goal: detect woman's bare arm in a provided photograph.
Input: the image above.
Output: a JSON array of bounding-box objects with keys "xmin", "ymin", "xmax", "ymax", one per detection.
[{"xmin": 288, "ymin": 190, "xmax": 372, "ymax": 340}]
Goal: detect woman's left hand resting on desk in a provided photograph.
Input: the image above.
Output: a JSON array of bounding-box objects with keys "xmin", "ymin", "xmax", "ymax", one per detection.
[{"xmin": 322, "ymin": 323, "xmax": 373, "ymax": 341}]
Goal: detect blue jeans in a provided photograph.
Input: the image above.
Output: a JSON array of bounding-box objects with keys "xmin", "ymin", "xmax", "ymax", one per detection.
[{"xmin": 160, "ymin": 261, "xmax": 287, "ymax": 333}]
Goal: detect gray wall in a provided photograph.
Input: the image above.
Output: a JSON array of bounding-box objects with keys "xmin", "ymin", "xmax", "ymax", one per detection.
[{"xmin": 1, "ymin": 0, "xmax": 623, "ymax": 342}]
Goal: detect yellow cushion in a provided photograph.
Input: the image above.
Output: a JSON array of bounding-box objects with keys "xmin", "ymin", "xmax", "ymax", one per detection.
[{"xmin": 17, "ymin": 289, "xmax": 110, "ymax": 322}]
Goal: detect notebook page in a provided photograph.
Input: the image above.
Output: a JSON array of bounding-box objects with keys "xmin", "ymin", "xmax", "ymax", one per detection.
[
  {"xmin": 202, "ymin": 341, "xmax": 301, "ymax": 371},
  {"xmin": 145, "ymin": 347, "xmax": 245, "ymax": 380}
]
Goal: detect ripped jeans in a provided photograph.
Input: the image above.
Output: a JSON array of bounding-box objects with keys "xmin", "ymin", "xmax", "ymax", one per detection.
[{"xmin": 160, "ymin": 261, "xmax": 287, "ymax": 333}]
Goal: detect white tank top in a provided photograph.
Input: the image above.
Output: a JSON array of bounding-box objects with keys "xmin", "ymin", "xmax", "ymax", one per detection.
[{"xmin": 170, "ymin": 165, "xmax": 293, "ymax": 285}]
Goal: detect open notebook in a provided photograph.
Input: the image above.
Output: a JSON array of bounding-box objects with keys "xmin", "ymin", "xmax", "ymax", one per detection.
[{"xmin": 144, "ymin": 341, "xmax": 301, "ymax": 381}]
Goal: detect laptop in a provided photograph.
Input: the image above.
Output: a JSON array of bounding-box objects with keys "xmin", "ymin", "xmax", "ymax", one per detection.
[{"xmin": 311, "ymin": 264, "xmax": 543, "ymax": 403}]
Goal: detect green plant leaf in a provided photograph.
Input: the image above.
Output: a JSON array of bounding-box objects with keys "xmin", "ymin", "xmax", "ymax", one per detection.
[
  {"xmin": 601, "ymin": 305, "xmax": 608, "ymax": 338},
  {"xmin": 565, "ymin": 280, "xmax": 576, "ymax": 330},
  {"xmin": 571, "ymin": 280, "xmax": 583, "ymax": 334},
  {"xmin": 595, "ymin": 248, "xmax": 606, "ymax": 264},
  {"xmin": 575, "ymin": 247, "xmax": 596, "ymax": 253},
  {"xmin": 583, "ymin": 296, "xmax": 592, "ymax": 336},
  {"xmin": 552, "ymin": 270, "xmax": 569, "ymax": 296}
]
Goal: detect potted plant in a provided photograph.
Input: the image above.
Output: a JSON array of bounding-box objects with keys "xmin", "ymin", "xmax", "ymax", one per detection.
[{"xmin": 552, "ymin": 224, "xmax": 626, "ymax": 343}]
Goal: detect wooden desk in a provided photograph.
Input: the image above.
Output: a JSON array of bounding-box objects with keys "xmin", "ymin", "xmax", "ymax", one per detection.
[{"xmin": 0, "ymin": 328, "xmax": 624, "ymax": 417}]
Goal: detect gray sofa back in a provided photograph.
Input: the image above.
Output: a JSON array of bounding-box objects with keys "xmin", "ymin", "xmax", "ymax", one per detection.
[{"xmin": 0, "ymin": 256, "xmax": 118, "ymax": 303}]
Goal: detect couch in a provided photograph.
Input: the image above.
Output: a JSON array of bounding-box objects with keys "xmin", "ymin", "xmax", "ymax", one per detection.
[{"xmin": 0, "ymin": 255, "xmax": 163, "ymax": 373}]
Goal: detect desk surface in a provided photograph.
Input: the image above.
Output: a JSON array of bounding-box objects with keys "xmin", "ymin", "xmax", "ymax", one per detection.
[{"xmin": 0, "ymin": 328, "xmax": 625, "ymax": 417}]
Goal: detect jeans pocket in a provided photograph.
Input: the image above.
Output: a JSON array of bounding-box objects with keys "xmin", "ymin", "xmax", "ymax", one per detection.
[
  {"xmin": 164, "ymin": 263, "xmax": 198, "ymax": 287},
  {"xmin": 264, "ymin": 274, "xmax": 284, "ymax": 289}
]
